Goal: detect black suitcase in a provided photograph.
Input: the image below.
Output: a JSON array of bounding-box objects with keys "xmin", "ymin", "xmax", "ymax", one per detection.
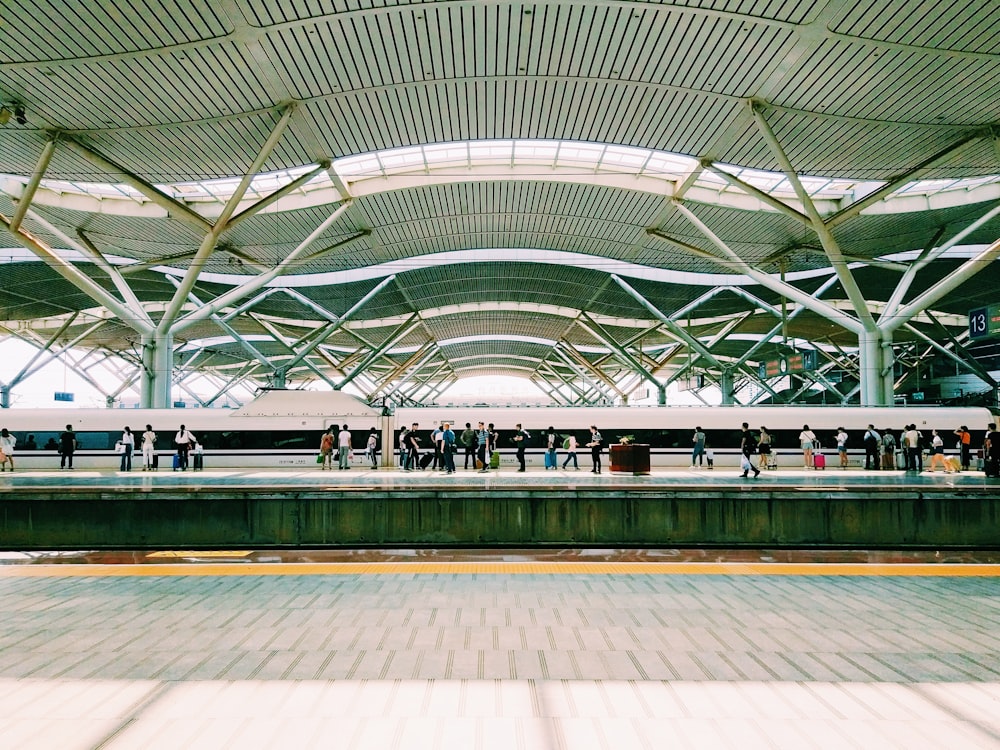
[
  {"xmin": 193, "ymin": 453, "xmax": 204, "ymax": 471},
  {"xmin": 419, "ymin": 453, "xmax": 434, "ymax": 469},
  {"xmin": 151, "ymin": 454, "xmax": 159, "ymax": 470},
  {"xmin": 986, "ymin": 457, "xmax": 999, "ymax": 478}
]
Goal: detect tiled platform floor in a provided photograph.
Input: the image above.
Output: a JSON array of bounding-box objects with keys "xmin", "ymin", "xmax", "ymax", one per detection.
[{"xmin": 1, "ymin": 565, "xmax": 998, "ymax": 748}]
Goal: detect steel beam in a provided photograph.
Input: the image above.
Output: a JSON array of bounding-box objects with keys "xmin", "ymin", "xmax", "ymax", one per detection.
[
  {"xmin": 335, "ymin": 315, "xmax": 421, "ymax": 391},
  {"xmin": 171, "ymin": 201, "xmax": 354, "ymax": 332},
  {"xmin": 662, "ymin": 208, "xmax": 866, "ymax": 335},
  {"xmin": 0, "ymin": 212, "xmax": 156, "ymax": 336},
  {"xmin": 61, "ymin": 137, "xmax": 213, "ymax": 234},
  {"xmin": 577, "ymin": 314, "xmax": 665, "ymax": 403},
  {"xmin": 885, "ymin": 234, "xmax": 1000, "ymax": 334},
  {"xmin": 8, "ymin": 139, "xmax": 58, "ymax": 233},
  {"xmin": 701, "ymin": 160, "xmax": 811, "ymax": 225},
  {"xmin": 749, "ymin": 102, "xmax": 877, "ymax": 333}
]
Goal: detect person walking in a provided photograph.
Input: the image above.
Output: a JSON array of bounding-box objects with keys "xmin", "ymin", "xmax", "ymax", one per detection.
[
  {"xmin": 799, "ymin": 425, "xmax": 817, "ymax": 468},
  {"xmin": 118, "ymin": 426, "xmax": 134, "ymax": 471},
  {"xmin": 0, "ymin": 428, "xmax": 16, "ymax": 472},
  {"xmin": 461, "ymin": 422, "xmax": 477, "ymax": 470},
  {"xmin": 954, "ymin": 426, "xmax": 972, "ymax": 471},
  {"xmin": 441, "ymin": 422, "xmax": 456, "ymax": 474},
  {"xmin": 863, "ymin": 424, "xmax": 881, "ymax": 470},
  {"xmin": 141, "ymin": 424, "xmax": 157, "ymax": 471},
  {"xmin": 740, "ymin": 423, "xmax": 760, "ymax": 478},
  {"xmin": 174, "ymin": 424, "xmax": 196, "ymax": 470},
  {"xmin": 513, "ymin": 423, "xmax": 530, "ymax": 472},
  {"xmin": 691, "ymin": 426, "xmax": 706, "ymax": 468},
  {"xmin": 59, "ymin": 424, "xmax": 77, "ymax": 469},
  {"xmin": 586, "ymin": 425, "xmax": 603, "ymax": 474},
  {"xmin": 337, "ymin": 424, "xmax": 352, "ymax": 470},
  {"xmin": 562, "ymin": 433, "xmax": 579, "ymax": 469},
  {"xmin": 927, "ymin": 429, "xmax": 946, "ymax": 471}
]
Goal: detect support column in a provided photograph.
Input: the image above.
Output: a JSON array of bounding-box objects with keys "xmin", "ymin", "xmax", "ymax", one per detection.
[
  {"xmin": 859, "ymin": 329, "xmax": 894, "ymax": 406},
  {"xmin": 719, "ymin": 368, "xmax": 735, "ymax": 405},
  {"xmin": 152, "ymin": 332, "xmax": 174, "ymax": 409},
  {"xmin": 0, "ymin": 384, "xmax": 9, "ymax": 409}
]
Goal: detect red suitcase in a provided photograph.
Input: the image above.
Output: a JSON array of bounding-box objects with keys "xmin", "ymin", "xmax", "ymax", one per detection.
[{"xmin": 813, "ymin": 453, "xmax": 826, "ymax": 470}]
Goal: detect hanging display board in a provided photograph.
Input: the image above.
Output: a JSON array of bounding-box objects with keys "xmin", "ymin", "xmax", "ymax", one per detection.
[
  {"xmin": 969, "ymin": 305, "xmax": 1000, "ymax": 339},
  {"xmin": 758, "ymin": 350, "xmax": 817, "ymax": 380}
]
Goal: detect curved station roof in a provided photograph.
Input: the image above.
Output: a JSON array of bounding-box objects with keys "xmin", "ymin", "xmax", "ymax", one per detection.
[{"xmin": 1, "ymin": 1, "xmax": 999, "ymax": 406}]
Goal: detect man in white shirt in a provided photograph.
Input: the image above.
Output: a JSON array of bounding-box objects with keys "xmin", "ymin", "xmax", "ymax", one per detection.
[{"xmin": 338, "ymin": 424, "xmax": 352, "ymax": 470}]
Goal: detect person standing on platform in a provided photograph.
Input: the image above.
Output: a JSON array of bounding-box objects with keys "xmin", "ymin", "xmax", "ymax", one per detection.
[
  {"xmin": 799, "ymin": 425, "xmax": 817, "ymax": 468},
  {"xmin": 430, "ymin": 423, "xmax": 443, "ymax": 470},
  {"xmin": 141, "ymin": 424, "xmax": 157, "ymax": 471},
  {"xmin": 513, "ymin": 423, "xmax": 530, "ymax": 472},
  {"xmin": 488, "ymin": 423, "xmax": 498, "ymax": 468},
  {"xmin": 461, "ymin": 422, "xmax": 477, "ymax": 470},
  {"xmin": 0, "ymin": 428, "xmax": 16, "ymax": 472},
  {"xmin": 881, "ymin": 428, "xmax": 897, "ymax": 470},
  {"xmin": 691, "ymin": 426, "xmax": 706, "ymax": 468},
  {"xmin": 338, "ymin": 424, "xmax": 352, "ymax": 470},
  {"xmin": 59, "ymin": 424, "xmax": 77, "ymax": 469},
  {"xmin": 320, "ymin": 426, "xmax": 336, "ymax": 470},
  {"xmin": 562, "ymin": 433, "xmax": 579, "ymax": 469},
  {"xmin": 954, "ymin": 426, "xmax": 972, "ymax": 471},
  {"xmin": 545, "ymin": 426, "xmax": 558, "ymax": 470},
  {"xmin": 405, "ymin": 422, "xmax": 421, "ymax": 471},
  {"xmin": 586, "ymin": 425, "xmax": 603, "ymax": 474},
  {"xmin": 904, "ymin": 424, "xmax": 923, "ymax": 472},
  {"xmin": 757, "ymin": 426, "xmax": 772, "ymax": 470},
  {"xmin": 476, "ymin": 421, "xmax": 489, "ymax": 473},
  {"xmin": 836, "ymin": 427, "xmax": 849, "ymax": 468},
  {"xmin": 863, "ymin": 424, "xmax": 881, "ymax": 470},
  {"xmin": 118, "ymin": 426, "xmax": 134, "ymax": 471},
  {"xmin": 174, "ymin": 424, "xmax": 196, "ymax": 470},
  {"xmin": 366, "ymin": 428, "xmax": 379, "ymax": 469},
  {"xmin": 441, "ymin": 422, "xmax": 456, "ymax": 474},
  {"xmin": 984, "ymin": 424, "xmax": 1000, "ymax": 478},
  {"xmin": 397, "ymin": 426, "xmax": 408, "ymax": 468}
]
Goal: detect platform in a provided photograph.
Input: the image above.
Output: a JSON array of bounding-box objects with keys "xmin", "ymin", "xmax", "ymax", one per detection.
[
  {"xmin": 1, "ymin": 553, "xmax": 999, "ymax": 748},
  {"xmin": 2, "ymin": 466, "xmax": 999, "ymax": 550}
]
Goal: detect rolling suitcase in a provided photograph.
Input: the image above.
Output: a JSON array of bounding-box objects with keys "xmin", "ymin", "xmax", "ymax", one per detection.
[
  {"xmin": 544, "ymin": 450, "xmax": 556, "ymax": 469},
  {"xmin": 419, "ymin": 453, "xmax": 434, "ymax": 469},
  {"xmin": 172, "ymin": 454, "xmax": 181, "ymax": 470},
  {"xmin": 193, "ymin": 453, "xmax": 204, "ymax": 471},
  {"xmin": 813, "ymin": 452, "xmax": 826, "ymax": 470},
  {"xmin": 489, "ymin": 450, "xmax": 501, "ymax": 469}
]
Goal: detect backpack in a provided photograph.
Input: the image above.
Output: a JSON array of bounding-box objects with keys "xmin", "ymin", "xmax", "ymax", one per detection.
[{"xmin": 562, "ymin": 437, "xmax": 571, "ymax": 450}]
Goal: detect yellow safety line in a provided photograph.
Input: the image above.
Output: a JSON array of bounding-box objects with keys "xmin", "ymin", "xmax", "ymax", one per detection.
[{"xmin": 1, "ymin": 562, "xmax": 1000, "ymax": 578}]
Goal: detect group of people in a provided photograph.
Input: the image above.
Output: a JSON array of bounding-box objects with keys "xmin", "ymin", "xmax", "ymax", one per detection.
[
  {"xmin": 396, "ymin": 423, "xmax": 606, "ymax": 474},
  {"xmin": 319, "ymin": 424, "xmax": 380, "ymax": 470},
  {"xmin": 0, "ymin": 424, "xmax": 201, "ymax": 472}
]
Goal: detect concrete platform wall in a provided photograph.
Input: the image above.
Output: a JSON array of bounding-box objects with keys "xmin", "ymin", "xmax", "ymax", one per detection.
[{"xmin": 2, "ymin": 487, "xmax": 999, "ymax": 548}]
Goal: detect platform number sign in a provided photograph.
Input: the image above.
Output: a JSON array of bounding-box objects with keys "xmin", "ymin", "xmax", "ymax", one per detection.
[{"xmin": 969, "ymin": 305, "xmax": 1000, "ymax": 340}]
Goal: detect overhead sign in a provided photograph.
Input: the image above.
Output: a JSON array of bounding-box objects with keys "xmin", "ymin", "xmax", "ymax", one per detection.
[
  {"xmin": 53, "ymin": 392, "xmax": 74, "ymax": 402},
  {"xmin": 758, "ymin": 350, "xmax": 817, "ymax": 380},
  {"xmin": 969, "ymin": 305, "xmax": 1000, "ymax": 339}
]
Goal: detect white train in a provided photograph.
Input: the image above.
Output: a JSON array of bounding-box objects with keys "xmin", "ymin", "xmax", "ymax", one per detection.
[{"xmin": 1, "ymin": 390, "xmax": 995, "ymax": 470}]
